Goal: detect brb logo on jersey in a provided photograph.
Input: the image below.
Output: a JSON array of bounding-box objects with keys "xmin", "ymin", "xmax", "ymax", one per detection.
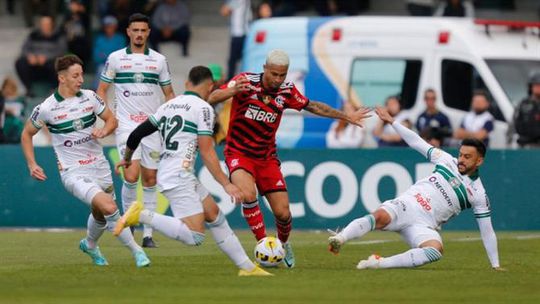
[{"xmin": 245, "ymin": 105, "xmax": 277, "ymax": 123}]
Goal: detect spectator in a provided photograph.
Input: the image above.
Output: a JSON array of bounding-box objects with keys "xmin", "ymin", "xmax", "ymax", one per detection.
[
  {"xmin": 454, "ymin": 90, "xmax": 494, "ymax": 147},
  {"xmin": 406, "ymin": 0, "xmax": 436, "ymax": 16},
  {"xmin": 92, "ymin": 16, "xmax": 127, "ymax": 88},
  {"xmin": 416, "ymin": 88, "xmax": 452, "ymax": 146},
  {"xmin": 255, "ymin": 1, "xmax": 272, "ymax": 19},
  {"xmin": 434, "ymin": 0, "xmax": 474, "ymax": 17},
  {"xmin": 22, "ymin": 0, "xmax": 59, "ymax": 28},
  {"xmin": 513, "ymin": 72, "xmax": 540, "ymax": 148},
  {"xmin": 221, "ymin": 0, "xmax": 252, "ymax": 80},
  {"xmin": 326, "ymin": 101, "xmax": 365, "ymax": 148},
  {"xmin": 0, "ymin": 93, "xmax": 5, "ymax": 143},
  {"xmin": 150, "ymin": 0, "xmax": 191, "ymax": 56},
  {"xmin": 62, "ymin": 0, "xmax": 91, "ymax": 64},
  {"xmin": 106, "ymin": 0, "xmax": 137, "ymax": 38},
  {"xmin": 207, "ymin": 63, "xmax": 230, "ymax": 145},
  {"xmin": 15, "ymin": 15, "xmax": 67, "ymax": 97},
  {"xmin": 0, "ymin": 77, "xmax": 25, "ymax": 143},
  {"xmin": 373, "ymin": 96, "xmax": 412, "ymax": 147}
]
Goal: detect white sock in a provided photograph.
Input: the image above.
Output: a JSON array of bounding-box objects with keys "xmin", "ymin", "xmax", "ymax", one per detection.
[
  {"xmin": 378, "ymin": 247, "xmax": 442, "ymax": 268},
  {"xmin": 207, "ymin": 210, "xmax": 255, "ymax": 271},
  {"xmin": 86, "ymin": 214, "xmax": 106, "ymax": 249},
  {"xmin": 121, "ymin": 181, "xmax": 138, "ymax": 213},
  {"xmin": 340, "ymin": 214, "xmax": 375, "ymax": 242},
  {"xmin": 104, "ymin": 210, "xmax": 142, "ymax": 254},
  {"xmin": 139, "ymin": 210, "xmax": 202, "ymax": 246},
  {"xmin": 142, "ymin": 186, "xmax": 157, "ymax": 238}
]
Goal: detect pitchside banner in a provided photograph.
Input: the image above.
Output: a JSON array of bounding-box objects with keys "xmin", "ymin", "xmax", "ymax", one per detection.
[{"xmin": 0, "ymin": 146, "xmax": 538, "ymax": 230}]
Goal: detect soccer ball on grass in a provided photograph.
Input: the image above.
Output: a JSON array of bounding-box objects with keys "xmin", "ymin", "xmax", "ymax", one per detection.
[{"xmin": 254, "ymin": 236, "xmax": 285, "ymax": 267}]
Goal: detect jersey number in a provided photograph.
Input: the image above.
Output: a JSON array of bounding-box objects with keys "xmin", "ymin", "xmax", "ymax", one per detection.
[{"xmin": 158, "ymin": 115, "xmax": 183, "ymax": 150}]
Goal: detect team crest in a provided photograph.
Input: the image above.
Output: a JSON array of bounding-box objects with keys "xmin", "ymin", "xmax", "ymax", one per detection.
[
  {"xmin": 133, "ymin": 72, "xmax": 145, "ymax": 83},
  {"xmin": 72, "ymin": 119, "xmax": 84, "ymax": 130},
  {"xmin": 275, "ymin": 95, "xmax": 285, "ymax": 108},
  {"xmin": 449, "ymin": 177, "xmax": 461, "ymax": 189}
]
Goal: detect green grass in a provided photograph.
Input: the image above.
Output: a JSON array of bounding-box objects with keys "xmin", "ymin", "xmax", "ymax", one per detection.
[{"xmin": 0, "ymin": 230, "xmax": 539, "ymax": 304}]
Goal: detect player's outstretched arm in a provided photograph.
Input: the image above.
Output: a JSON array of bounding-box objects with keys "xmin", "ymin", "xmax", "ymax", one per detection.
[
  {"xmin": 96, "ymin": 81, "xmax": 111, "ymax": 106},
  {"xmin": 198, "ymin": 135, "xmax": 244, "ymax": 203},
  {"xmin": 208, "ymin": 75, "xmax": 250, "ymax": 105},
  {"xmin": 21, "ymin": 121, "xmax": 47, "ymax": 181},
  {"xmin": 476, "ymin": 216, "xmax": 502, "ymax": 270},
  {"xmin": 93, "ymin": 107, "xmax": 118, "ymax": 139},
  {"xmin": 161, "ymin": 84, "xmax": 175, "ymax": 101},
  {"xmin": 305, "ymin": 100, "xmax": 371, "ymax": 127},
  {"xmin": 115, "ymin": 119, "xmax": 157, "ymax": 174}
]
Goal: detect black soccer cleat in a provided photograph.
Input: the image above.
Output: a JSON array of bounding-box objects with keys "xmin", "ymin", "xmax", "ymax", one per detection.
[{"xmin": 142, "ymin": 236, "xmax": 158, "ymax": 248}]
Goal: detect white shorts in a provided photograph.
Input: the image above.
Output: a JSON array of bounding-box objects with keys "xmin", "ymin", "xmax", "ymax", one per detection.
[
  {"xmin": 380, "ymin": 194, "xmax": 442, "ymax": 248},
  {"xmin": 116, "ymin": 129, "xmax": 161, "ymax": 170},
  {"xmin": 61, "ymin": 159, "xmax": 115, "ymax": 205},
  {"xmin": 161, "ymin": 174, "xmax": 209, "ymax": 219}
]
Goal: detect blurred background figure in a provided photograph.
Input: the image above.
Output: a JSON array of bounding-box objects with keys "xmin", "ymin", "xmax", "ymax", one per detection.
[
  {"xmin": 62, "ymin": 0, "xmax": 91, "ymax": 64},
  {"xmin": 513, "ymin": 72, "xmax": 540, "ymax": 148},
  {"xmin": 105, "ymin": 0, "xmax": 137, "ymax": 39},
  {"xmin": 373, "ymin": 95, "xmax": 412, "ymax": 147},
  {"xmin": 454, "ymin": 90, "xmax": 494, "ymax": 147},
  {"xmin": 434, "ymin": 0, "xmax": 474, "ymax": 17},
  {"xmin": 326, "ymin": 101, "xmax": 365, "ymax": 148},
  {"xmin": 255, "ymin": 1, "xmax": 272, "ymax": 19},
  {"xmin": 150, "ymin": 0, "xmax": 191, "ymax": 56},
  {"xmin": 93, "ymin": 15, "xmax": 127, "ymax": 89},
  {"xmin": 406, "ymin": 0, "xmax": 436, "ymax": 16},
  {"xmin": 208, "ymin": 63, "xmax": 231, "ymax": 145},
  {"xmin": 22, "ymin": 0, "xmax": 59, "ymax": 28},
  {"xmin": 416, "ymin": 88, "xmax": 452, "ymax": 146},
  {"xmin": 0, "ymin": 77, "xmax": 26, "ymax": 144},
  {"xmin": 15, "ymin": 15, "xmax": 67, "ymax": 97},
  {"xmin": 221, "ymin": 0, "xmax": 252, "ymax": 80}
]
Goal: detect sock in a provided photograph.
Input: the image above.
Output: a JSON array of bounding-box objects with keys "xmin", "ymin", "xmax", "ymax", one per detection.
[
  {"xmin": 275, "ymin": 216, "xmax": 292, "ymax": 243},
  {"xmin": 104, "ymin": 210, "xmax": 142, "ymax": 254},
  {"xmin": 85, "ymin": 214, "xmax": 106, "ymax": 249},
  {"xmin": 378, "ymin": 247, "xmax": 442, "ymax": 268},
  {"xmin": 139, "ymin": 210, "xmax": 201, "ymax": 246},
  {"xmin": 242, "ymin": 200, "xmax": 266, "ymax": 241},
  {"xmin": 207, "ymin": 210, "xmax": 255, "ymax": 271},
  {"xmin": 142, "ymin": 186, "xmax": 157, "ymax": 238},
  {"xmin": 121, "ymin": 181, "xmax": 138, "ymax": 213},
  {"xmin": 340, "ymin": 214, "xmax": 376, "ymax": 242}
]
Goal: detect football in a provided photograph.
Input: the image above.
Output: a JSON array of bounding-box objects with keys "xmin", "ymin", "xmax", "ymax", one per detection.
[{"xmin": 254, "ymin": 236, "xmax": 285, "ymax": 267}]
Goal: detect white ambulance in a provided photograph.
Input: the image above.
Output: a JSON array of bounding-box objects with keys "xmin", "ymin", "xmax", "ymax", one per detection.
[{"xmin": 241, "ymin": 16, "xmax": 540, "ymax": 148}]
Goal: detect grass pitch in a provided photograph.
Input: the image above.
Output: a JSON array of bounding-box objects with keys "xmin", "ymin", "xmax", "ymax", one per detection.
[{"xmin": 0, "ymin": 230, "xmax": 538, "ymax": 304}]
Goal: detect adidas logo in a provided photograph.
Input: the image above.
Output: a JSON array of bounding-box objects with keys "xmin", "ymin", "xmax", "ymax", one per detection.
[{"xmin": 276, "ymin": 180, "xmax": 284, "ymax": 186}]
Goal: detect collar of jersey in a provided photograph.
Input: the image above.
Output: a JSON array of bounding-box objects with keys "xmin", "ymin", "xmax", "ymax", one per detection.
[
  {"xmin": 126, "ymin": 45, "xmax": 149, "ymax": 55},
  {"xmin": 184, "ymin": 91, "xmax": 201, "ymax": 98},
  {"xmin": 469, "ymin": 169, "xmax": 480, "ymax": 181},
  {"xmin": 54, "ymin": 90, "xmax": 83, "ymax": 102}
]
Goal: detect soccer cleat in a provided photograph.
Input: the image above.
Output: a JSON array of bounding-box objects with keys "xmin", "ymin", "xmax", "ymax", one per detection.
[
  {"xmin": 282, "ymin": 242, "xmax": 295, "ymax": 268},
  {"xmin": 328, "ymin": 234, "xmax": 345, "ymax": 255},
  {"xmin": 238, "ymin": 265, "xmax": 274, "ymax": 276},
  {"xmin": 356, "ymin": 254, "xmax": 382, "ymax": 270},
  {"xmin": 133, "ymin": 250, "xmax": 151, "ymax": 268},
  {"xmin": 142, "ymin": 236, "xmax": 158, "ymax": 248},
  {"xmin": 114, "ymin": 200, "xmax": 143, "ymax": 236},
  {"xmin": 79, "ymin": 239, "xmax": 108, "ymax": 266}
]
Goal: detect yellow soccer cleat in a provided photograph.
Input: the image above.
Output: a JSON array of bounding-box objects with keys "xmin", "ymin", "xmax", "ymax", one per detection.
[
  {"xmin": 113, "ymin": 201, "xmax": 143, "ymax": 236},
  {"xmin": 238, "ymin": 265, "xmax": 274, "ymax": 277}
]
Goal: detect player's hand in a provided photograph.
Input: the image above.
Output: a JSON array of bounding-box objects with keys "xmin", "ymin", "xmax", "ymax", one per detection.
[
  {"xmin": 375, "ymin": 107, "xmax": 395, "ymax": 124},
  {"xmin": 228, "ymin": 76, "xmax": 250, "ymax": 93},
  {"xmin": 493, "ymin": 267, "xmax": 507, "ymax": 272},
  {"xmin": 115, "ymin": 160, "xmax": 131, "ymax": 175},
  {"xmin": 347, "ymin": 106, "xmax": 372, "ymax": 128},
  {"xmin": 92, "ymin": 128, "xmax": 107, "ymax": 139},
  {"xmin": 224, "ymin": 183, "xmax": 244, "ymax": 204},
  {"xmin": 28, "ymin": 163, "xmax": 47, "ymax": 181}
]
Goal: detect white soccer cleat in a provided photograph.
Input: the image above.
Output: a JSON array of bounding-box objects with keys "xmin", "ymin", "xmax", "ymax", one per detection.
[
  {"xmin": 327, "ymin": 229, "xmax": 345, "ymax": 255},
  {"xmin": 356, "ymin": 254, "xmax": 382, "ymax": 270}
]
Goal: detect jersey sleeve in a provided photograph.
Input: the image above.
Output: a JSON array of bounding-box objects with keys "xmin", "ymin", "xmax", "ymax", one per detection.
[
  {"xmin": 285, "ymin": 83, "xmax": 309, "ymax": 111},
  {"xmin": 472, "ymin": 191, "xmax": 492, "ymax": 219},
  {"xmin": 91, "ymin": 91, "xmax": 107, "ymax": 116},
  {"xmin": 148, "ymin": 108, "xmax": 162, "ymax": 129},
  {"xmin": 391, "ymin": 121, "xmax": 453, "ymax": 164},
  {"xmin": 483, "ymin": 119, "xmax": 494, "ymax": 132},
  {"xmin": 29, "ymin": 104, "xmax": 47, "ymax": 129},
  {"xmin": 99, "ymin": 55, "xmax": 116, "ymax": 83},
  {"xmin": 158, "ymin": 58, "xmax": 172, "ymax": 86},
  {"xmin": 197, "ymin": 105, "xmax": 215, "ymax": 136},
  {"xmin": 219, "ymin": 73, "xmax": 245, "ymax": 90}
]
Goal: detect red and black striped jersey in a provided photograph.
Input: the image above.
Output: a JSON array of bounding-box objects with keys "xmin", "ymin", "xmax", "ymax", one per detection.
[{"xmin": 222, "ymin": 72, "xmax": 309, "ymax": 159}]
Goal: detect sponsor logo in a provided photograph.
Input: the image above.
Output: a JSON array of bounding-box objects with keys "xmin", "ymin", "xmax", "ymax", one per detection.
[
  {"xmin": 145, "ymin": 58, "xmax": 157, "ymax": 62},
  {"xmin": 414, "ymin": 193, "xmax": 432, "ymax": 211},
  {"xmin": 429, "ymin": 176, "xmax": 453, "ymax": 208},
  {"xmin": 293, "ymin": 92, "xmax": 306, "ymax": 104},
  {"xmin": 72, "ymin": 119, "xmax": 84, "ymax": 131},
  {"xmin": 64, "ymin": 140, "xmax": 73, "ymax": 147},
  {"xmin": 83, "ymin": 106, "xmax": 94, "ymax": 113},
  {"xmin": 202, "ymin": 107, "xmax": 212, "ymax": 129},
  {"xmin": 51, "ymin": 105, "xmax": 66, "ymax": 112},
  {"xmin": 54, "ymin": 114, "xmax": 68, "ymax": 120},
  {"xmin": 129, "ymin": 112, "xmax": 148, "ymax": 123},
  {"xmin": 123, "ymin": 91, "xmax": 153, "ymax": 98},
  {"xmin": 149, "ymin": 151, "xmax": 160, "ymax": 161},
  {"xmin": 227, "ymin": 80, "xmax": 236, "ymax": 88},
  {"xmin": 146, "ymin": 65, "xmax": 157, "ymax": 70},
  {"xmin": 245, "ymin": 105, "xmax": 277, "ymax": 123},
  {"xmin": 230, "ymin": 159, "xmax": 239, "ymax": 167},
  {"xmin": 120, "ymin": 65, "xmax": 132, "ymax": 69},
  {"xmin": 166, "ymin": 103, "xmax": 191, "ymax": 111},
  {"xmin": 390, "ymin": 199, "xmax": 407, "ymax": 211},
  {"xmin": 64, "ymin": 135, "xmax": 93, "ymax": 147},
  {"xmin": 78, "ymin": 154, "xmax": 98, "ymax": 165}
]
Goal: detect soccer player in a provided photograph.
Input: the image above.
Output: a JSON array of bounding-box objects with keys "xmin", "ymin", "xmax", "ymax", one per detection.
[
  {"xmin": 114, "ymin": 66, "xmax": 272, "ymax": 276},
  {"xmin": 97, "ymin": 13, "xmax": 175, "ymax": 248},
  {"xmin": 208, "ymin": 49, "xmax": 371, "ymax": 268},
  {"xmin": 20, "ymin": 55, "xmax": 150, "ymax": 267},
  {"xmin": 328, "ymin": 107, "xmax": 504, "ymax": 271}
]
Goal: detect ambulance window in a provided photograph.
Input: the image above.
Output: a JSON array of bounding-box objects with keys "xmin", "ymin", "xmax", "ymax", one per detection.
[
  {"xmin": 349, "ymin": 59, "xmax": 421, "ymax": 109},
  {"xmin": 441, "ymin": 59, "xmax": 505, "ymax": 121}
]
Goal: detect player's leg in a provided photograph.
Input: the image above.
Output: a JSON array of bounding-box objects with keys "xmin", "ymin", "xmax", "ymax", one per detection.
[
  {"xmin": 79, "ymin": 205, "xmax": 109, "ymax": 266},
  {"xmin": 117, "ymin": 133, "xmax": 141, "ymax": 216},
  {"xmin": 139, "ymin": 136, "xmax": 161, "ymax": 247}
]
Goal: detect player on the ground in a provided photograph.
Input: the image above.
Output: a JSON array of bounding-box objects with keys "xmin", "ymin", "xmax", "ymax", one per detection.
[
  {"xmin": 97, "ymin": 13, "xmax": 175, "ymax": 248},
  {"xmin": 21, "ymin": 55, "xmax": 150, "ymax": 267},
  {"xmin": 208, "ymin": 49, "xmax": 371, "ymax": 268},
  {"xmin": 113, "ymin": 66, "xmax": 272, "ymax": 276},
  {"xmin": 328, "ymin": 107, "xmax": 504, "ymax": 271}
]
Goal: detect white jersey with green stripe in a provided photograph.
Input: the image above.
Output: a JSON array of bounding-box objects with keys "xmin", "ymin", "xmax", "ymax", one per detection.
[
  {"xmin": 100, "ymin": 46, "xmax": 172, "ymax": 132},
  {"xmin": 148, "ymin": 92, "xmax": 215, "ymax": 191},
  {"xmin": 405, "ymin": 147, "xmax": 491, "ymax": 225},
  {"xmin": 29, "ymin": 89, "xmax": 107, "ymax": 171}
]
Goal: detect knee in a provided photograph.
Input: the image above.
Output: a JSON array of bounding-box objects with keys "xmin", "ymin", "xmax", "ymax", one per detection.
[
  {"xmin": 273, "ymin": 207, "xmax": 291, "ymax": 221},
  {"xmin": 373, "ymin": 209, "xmax": 391, "ymax": 229},
  {"xmin": 243, "ymin": 191, "xmax": 258, "ymax": 203},
  {"xmin": 123, "ymin": 174, "xmax": 138, "ymax": 184}
]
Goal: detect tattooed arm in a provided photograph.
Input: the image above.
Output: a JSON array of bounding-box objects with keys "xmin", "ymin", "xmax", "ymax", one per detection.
[{"xmin": 305, "ymin": 101, "xmax": 371, "ymax": 127}]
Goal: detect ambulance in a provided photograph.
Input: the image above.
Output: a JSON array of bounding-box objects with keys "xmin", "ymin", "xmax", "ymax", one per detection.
[{"xmin": 241, "ymin": 16, "xmax": 540, "ymax": 148}]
